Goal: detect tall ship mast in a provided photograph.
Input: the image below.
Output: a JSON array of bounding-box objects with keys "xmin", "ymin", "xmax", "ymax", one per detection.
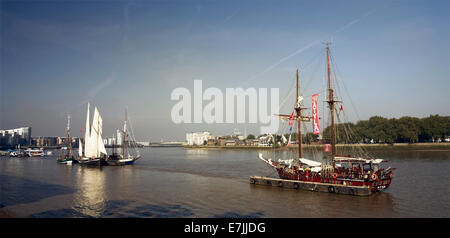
[
  {"xmin": 77, "ymin": 102, "xmax": 108, "ymax": 166},
  {"xmin": 57, "ymin": 115, "xmax": 77, "ymax": 164},
  {"xmin": 326, "ymin": 43, "xmax": 338, "ymax": 167},
  {"xmin": 106, "ymin": 107, "xmax": 141, "ymax": 166},
  {"xmin": 254, "ymin": 44, "xmax": 395, "ymax": 196}
]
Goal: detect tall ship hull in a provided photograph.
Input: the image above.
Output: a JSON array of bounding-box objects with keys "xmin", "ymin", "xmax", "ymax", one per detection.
[
  {"xmin": 273, "ymin": 163, "xmax": 393, "ymax": 193},
  {"xmin": 252, "ymin": 44, "xmax": 395, "ymax": 196}
]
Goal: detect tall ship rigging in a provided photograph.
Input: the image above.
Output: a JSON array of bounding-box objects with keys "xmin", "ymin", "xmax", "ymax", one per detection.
[
  {"xmin": 77, "ymin": 102, "xmax": 108, "ymax": 166},
  {"xmin": 57, "ymin": 115, "xmax": 76, "ymax": 164},
  {"xmin": 106, "ymin": 107, "xmax": 141, "ymax": 166},
  {"xmin": 254, "ymin": 44, "xmax": 395, "ymax": 195}
]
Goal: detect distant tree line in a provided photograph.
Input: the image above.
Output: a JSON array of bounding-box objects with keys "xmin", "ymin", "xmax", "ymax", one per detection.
[
  {"xmin": 249, "ymin": 115, "xmax": 450, "ymax": 145},
  {"xmin": 322, "ymin": 115, "xmax": 450, "ymax": 144}
]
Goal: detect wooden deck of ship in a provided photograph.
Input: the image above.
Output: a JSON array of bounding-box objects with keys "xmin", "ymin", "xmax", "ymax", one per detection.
[{"xmin": 250, "ymin": 176, "xmax": 372, "ymax": 196}]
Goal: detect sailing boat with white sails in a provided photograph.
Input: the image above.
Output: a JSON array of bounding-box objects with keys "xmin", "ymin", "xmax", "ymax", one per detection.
[
  {"xmin": 77, "ymin": 102, "xmax": 108, "ymax": 166},
  {"xmin": 106, "ymin": 107, "xmax": 141, "ymax": 165}
]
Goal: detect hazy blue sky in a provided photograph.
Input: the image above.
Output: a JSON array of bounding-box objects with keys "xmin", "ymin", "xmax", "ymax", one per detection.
[{"xmin": 1, "ymin": 0, "xmax": 449, "ymax": 141}]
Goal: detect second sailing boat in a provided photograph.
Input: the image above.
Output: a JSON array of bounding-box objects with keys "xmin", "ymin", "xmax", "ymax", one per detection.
[{"xmin": 106, "ymin": 108, "xmax": 141, "ymax": 166}]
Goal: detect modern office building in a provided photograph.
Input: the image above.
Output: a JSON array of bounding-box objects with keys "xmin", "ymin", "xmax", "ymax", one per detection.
[{"xmin": 0, "ymin": 127, "xmax": 31, "ymax": 146}]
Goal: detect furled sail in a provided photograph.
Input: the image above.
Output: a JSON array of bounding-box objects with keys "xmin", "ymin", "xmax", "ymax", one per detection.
[{"xmin": 299, "ymin": 158, "xmax": 322, "ymax": 167}]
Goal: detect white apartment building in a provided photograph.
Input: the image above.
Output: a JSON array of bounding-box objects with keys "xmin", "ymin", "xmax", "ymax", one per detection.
[{"xmin": 186, "ymin": 132, "xmax": 214, "ymax": 146}]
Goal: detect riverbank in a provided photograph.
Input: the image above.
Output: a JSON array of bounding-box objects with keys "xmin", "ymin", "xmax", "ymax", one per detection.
[{"xmin": 184, "ymin": 143, "xmax": 450, "ymax": 151}]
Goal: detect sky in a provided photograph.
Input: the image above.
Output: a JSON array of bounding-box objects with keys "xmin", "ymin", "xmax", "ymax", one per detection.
[{"xmin": 1, "ymin": 0, "xmax": 449, "ymax": 141}]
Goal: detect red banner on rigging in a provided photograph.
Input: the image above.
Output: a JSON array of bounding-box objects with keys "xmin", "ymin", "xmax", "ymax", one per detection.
[
  {"xmin": 288, "ymin": 111, "xmax": 294, "ymax": 126},
  {"xmin": 312, "ymin": 94, "xmax": 321, "ymax": 135}
]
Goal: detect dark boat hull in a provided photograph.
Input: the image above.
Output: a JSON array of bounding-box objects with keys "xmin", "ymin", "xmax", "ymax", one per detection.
[
  {"xmin": 106, "ymin": 157, "xmax": 138, "ymax": 166},
  {"xmin": 106, "ymin": 160, "xmax": 136, "ymax": 166},
  {"xmin": 57, "ymin": 157, "xmax": 78, "ymax": 164},
  {"xmin": 275, "ymin": 167, "xmax": 392, "ymax": 193},
  {"xmin": 78, "ymin": 158, "xmax": 107, "ymax": 166}
]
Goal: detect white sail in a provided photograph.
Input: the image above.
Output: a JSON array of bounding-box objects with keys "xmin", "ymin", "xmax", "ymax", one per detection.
[
  {"xmin": 84, "ymin": 102, "xmax": 94, "ymax": 157},
  {"xmin": 79, "ymin": 139, "xmax": 83, "ymax": 156},
  {"xmin": 91, "ymin": 107, "xmax": 107, "ymax": 157}
]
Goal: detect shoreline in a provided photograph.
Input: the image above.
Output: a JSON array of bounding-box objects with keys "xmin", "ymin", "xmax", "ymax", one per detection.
[{"xmin": 184, "ymin": 143, "xmax": 450, "ymax": 151}]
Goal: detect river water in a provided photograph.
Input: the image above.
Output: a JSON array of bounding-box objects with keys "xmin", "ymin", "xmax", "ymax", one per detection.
[{"xmin": 0, "ymin": 147, "xmax": 448, "ymax": 218}]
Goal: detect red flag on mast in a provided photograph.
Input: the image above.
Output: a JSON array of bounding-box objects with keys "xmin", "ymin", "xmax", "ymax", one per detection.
[
  {"xmin": 288, "ymin": 111, "xmax": 294, "ymax": 126},
  {"xmin": 312, "ymin": 94, "xmax": 321, "ymax": 135}
]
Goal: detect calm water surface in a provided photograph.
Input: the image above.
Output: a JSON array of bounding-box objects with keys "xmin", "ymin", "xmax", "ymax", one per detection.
[{"xmin": 0, "ymin": 147, "xmax": 448, "ymax": 218}]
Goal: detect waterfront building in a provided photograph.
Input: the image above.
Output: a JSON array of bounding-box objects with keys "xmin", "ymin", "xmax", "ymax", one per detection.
[
  {"xmin": 30, "ymin": 136, "xmax": 58, "ymax": 146},
  {"xmin": 206, "ymin": 139, "xmax": 217, "ymax": 146},
  {"xmin": 186, "ymin": 132, "xmax": 214, "ymax": 146},
  {"xmin": 116, "ymin": 129, "xmax": 122, "ymax": 146},
  {"xmin": 136, "ymin": 141, "xmax": 150, "ymax": 147},
  {"xmin": 108, "ymin": 137, "xmax": 116, "ymax": 146},
  {"xmin": 217, "ymin": 136, "xmax": 229, "ymax": 146},
  {"xmin": 57, "ymin": 137, "xmax": 63, "ymax": 145},
  {"xmin": 0, "ymin": 127, "xmax": 31, "ymax": 146},
  {"xmin": 245, "ymin": 139, "xmax": 260, "ymax": 146}
]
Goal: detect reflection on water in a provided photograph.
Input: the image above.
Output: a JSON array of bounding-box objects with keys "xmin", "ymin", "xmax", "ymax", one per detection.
[
  {"xmin": 185, "ymin": 149, "xmax": 211, "ymax": 159},
  {"xmin": 0, "ymin": 147, "xmax": 449, "ymax": 217},
  {"xmin": 73, "ymin": 167, "xmax": 107, "ymax": 217}
]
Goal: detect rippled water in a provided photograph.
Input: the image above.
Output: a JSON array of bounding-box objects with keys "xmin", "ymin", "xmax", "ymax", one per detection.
[{"xmin": 0, "ymin": 147, "xmax": 448, "ymax": 217}]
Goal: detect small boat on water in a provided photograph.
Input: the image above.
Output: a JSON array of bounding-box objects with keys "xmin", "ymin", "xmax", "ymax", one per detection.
[
  {"xmin": 9, "ymin": 150, "xmax": 19, "ymax": 157},
  {"xmin": 77, "ymin": 102, "xmax": 108, "ymax": 166},
  {"xmin": 57, "ymin": 115, "xmax": 77, "ymax": 164},
  {"xmin": 8, "ymin": 145, "xmax": 26, "ymax": 157},
  {"xmin": 25, "ymin": 147, "xmax": 45, "ymax": 157},
  {"xmin": 106, "ymin": 108, "xmax": 141, "ymax": 166}
]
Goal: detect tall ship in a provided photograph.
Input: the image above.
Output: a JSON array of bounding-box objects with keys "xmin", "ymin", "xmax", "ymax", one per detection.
[
  {"xmin": 77, "ymin": 102, "xmax": 108, "ymax": 166},
  {"xmin": 106, "ymin": 107, "xmax": 141, "ymax": 166},
  {"xmin": 57, "ymin": 115, "xmax": 77, "ymax": 164},
  {"xmin": 252, "ymin": 44, "xmax": 395, "ymax": 196}
]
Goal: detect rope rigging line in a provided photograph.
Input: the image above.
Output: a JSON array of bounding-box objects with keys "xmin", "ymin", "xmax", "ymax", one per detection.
[
  {"xmin": 329, "ymin": 51, "xmax": 363, "ymax": 122},
  {"xmin": 327, "ymin": 50, "xmax": 376, "ymax": 159}
]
